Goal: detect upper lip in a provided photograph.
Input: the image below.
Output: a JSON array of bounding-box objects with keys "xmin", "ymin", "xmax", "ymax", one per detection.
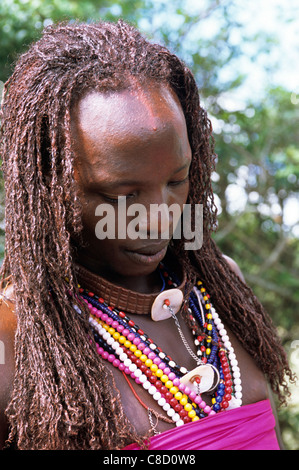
[{"xmin": 124, "ymin": 242, "xmax": 169, "ymax": 256}]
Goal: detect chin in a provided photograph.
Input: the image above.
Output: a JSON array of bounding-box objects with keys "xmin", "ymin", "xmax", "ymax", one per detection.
[{"xmin": 115, "ymin": 260, "xmax": 162, "ymax": 278}]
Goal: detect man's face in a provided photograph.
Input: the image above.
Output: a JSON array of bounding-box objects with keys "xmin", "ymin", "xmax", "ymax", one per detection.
[{"xmin": 71, "ymin": 83, "xmax": 191, "ymax": 285}]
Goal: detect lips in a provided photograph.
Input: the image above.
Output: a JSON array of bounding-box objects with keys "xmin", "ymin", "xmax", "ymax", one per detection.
[
  {"xmin": 123, "ymin": 243, "xmax": 169, "ymax": 266},
  {"xmin": 129, "ymin": 242, "xmax": 170, "ymax": 256}
]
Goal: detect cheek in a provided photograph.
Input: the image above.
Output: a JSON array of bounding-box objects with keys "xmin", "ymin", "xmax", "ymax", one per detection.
[
  {"xmin": 171, "ymin": 182, "xmax": 190, "ymax": 207},
  {"xmin": 78, "ymin": 192, "xmax": 108, "ymax": 243},
  {"xmin": 80, "ymin": 197, "xmax": 125, "ymax": 245},
  {"xmin": 80, "ymin": 204, "xmax": 124, "ymax": 256},
  {"xmin": 184, "ymin": 181, "xmax": 190, "ymax": 203},
  {"xmin": 80, "ymin": 199, "xmax": 97, "ymax": 234}
]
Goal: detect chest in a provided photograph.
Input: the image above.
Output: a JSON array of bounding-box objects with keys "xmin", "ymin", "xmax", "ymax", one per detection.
[{"xmin": 101, "ymin": 309, "xmax": 269, "ymax": 437}]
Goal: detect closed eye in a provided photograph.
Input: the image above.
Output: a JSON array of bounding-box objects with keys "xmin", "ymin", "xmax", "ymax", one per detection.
[
  {"xmin": 167, "ymin": 176, "xmax": 189, "ymax": 187},
  {"xmin": 102, "ymin": 193, "xmax": 135, "ymax": 204}
]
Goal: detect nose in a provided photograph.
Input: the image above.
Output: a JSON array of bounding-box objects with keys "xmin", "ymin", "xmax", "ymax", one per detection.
[
  {"xmin": 143, "ymin": 189, "xmax": 181, "ymax": 239},
  {"xmin": 147, "ymin": 203, "xmax": 171, "ymax": 238}
]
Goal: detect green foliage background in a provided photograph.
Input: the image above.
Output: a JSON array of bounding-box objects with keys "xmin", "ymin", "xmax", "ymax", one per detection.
[{"xmin": 0, "ymin": 0, "xmax": 298, "ymax": 450}]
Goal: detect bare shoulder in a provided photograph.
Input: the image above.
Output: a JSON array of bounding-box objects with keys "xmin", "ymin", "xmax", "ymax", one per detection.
[
  {"xmin": 0, "ymin": 283, "xmax": 16, "ymax": 338},
  {"xmin": 0, "ymin": 283, "xmax": 16, "ymax": 449},
  {"xmin": 222, "ymin": 254, "xmax": 245, "ymax": 282},
  {"xmin": 0, "ymin": 283, "xmax": 16, "ymax": 322}
]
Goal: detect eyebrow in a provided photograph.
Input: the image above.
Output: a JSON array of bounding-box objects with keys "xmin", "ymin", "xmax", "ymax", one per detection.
[
  {"xmin": 89, "ymin": 161, "xmax": 191, "ymax": 189},
  {"xmin": 172, "ymin": 162, "xmax": 190, "ymax": 174}
]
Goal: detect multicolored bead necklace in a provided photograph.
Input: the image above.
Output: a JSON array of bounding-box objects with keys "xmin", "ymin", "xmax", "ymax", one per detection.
[{"xmin": 76, "ymin": 264, "xmax": 242, "ymax": 429}]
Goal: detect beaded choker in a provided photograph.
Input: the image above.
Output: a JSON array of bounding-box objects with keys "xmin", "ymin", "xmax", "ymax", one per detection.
[
  {"xmin": 74, "ymin": 263, "xmax": 243, "ymax": 432},
  {"xmin": 74, "ymin": 263, "xmax": 187, "ymax": 315}
]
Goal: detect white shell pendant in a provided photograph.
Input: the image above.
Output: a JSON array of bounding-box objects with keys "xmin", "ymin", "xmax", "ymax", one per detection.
[
  {"xmin": 180, "ymin": 364, "xmax": 220, "ymax": 394},
  {"xmin": 151, "ymin": 288, "xmax": 184, "ymax": 321}
]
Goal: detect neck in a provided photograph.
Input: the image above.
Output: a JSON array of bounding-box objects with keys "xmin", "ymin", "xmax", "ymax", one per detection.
[
  {"xmin": 78, "ymin": 260, "xmax": 163, "ymax": 295},
  {"xmin": 73, "ymin": 248, "xmax": 182, "ymax": 295},
  {"xmin": 73, "ymin": 256, "xmax": 186, "ymax": 315}
]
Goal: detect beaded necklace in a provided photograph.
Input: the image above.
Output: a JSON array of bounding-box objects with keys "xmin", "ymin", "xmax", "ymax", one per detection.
[{"xmin": 76, "ymin": 264, "xmax": 242, "ymax": 430}]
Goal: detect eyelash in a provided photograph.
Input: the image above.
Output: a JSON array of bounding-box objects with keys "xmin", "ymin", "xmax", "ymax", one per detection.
[
  {"xmin": 168, "ymin": 176, "xmax": 189, "ymax": 187},
  {"xmin": 102, "ymin": 177, "xmax": 189, "ymax": 204},
  {"xmin": 103, "ymin": 195, "xmax": 127, "ymax": 204}
]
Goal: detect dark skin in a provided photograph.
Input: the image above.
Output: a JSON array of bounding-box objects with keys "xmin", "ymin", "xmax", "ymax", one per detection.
[
  {"xmin": 0, "ymin": 83, "xmax": 278, "ymax": 446},
  {"xmin": 71, "ymin": 84, "xmax": 192, "ymax": 293}
]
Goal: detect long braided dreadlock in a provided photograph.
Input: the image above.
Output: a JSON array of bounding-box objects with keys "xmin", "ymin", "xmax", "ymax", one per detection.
[{"xmin": 0, "ymin": 20, "xmax": 293, "ymax": 450}]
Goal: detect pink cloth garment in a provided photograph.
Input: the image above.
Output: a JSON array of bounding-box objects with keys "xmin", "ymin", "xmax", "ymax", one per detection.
[{"xmin": 124, "ymin": 399, "xmax": 280, "ymax": 450}]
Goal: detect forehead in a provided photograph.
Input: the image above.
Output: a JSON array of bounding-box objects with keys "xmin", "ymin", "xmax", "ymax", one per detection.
[
  {"xmin": 71, "ymin": 83, "xmax": 191, "ymax": 183},
  {"xmin": 72, "ymin": 83, "xmax": 186, "ymax": 139}
]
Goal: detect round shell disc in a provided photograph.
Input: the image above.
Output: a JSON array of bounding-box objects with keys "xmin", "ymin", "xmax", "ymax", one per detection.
[
  {"xmin": 180, "ymin": 364, "xmax": 220, "ymax": 394},
  {"xmin": 151, "ymin": 288, "xmax": 184, "ymax": 321}
]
